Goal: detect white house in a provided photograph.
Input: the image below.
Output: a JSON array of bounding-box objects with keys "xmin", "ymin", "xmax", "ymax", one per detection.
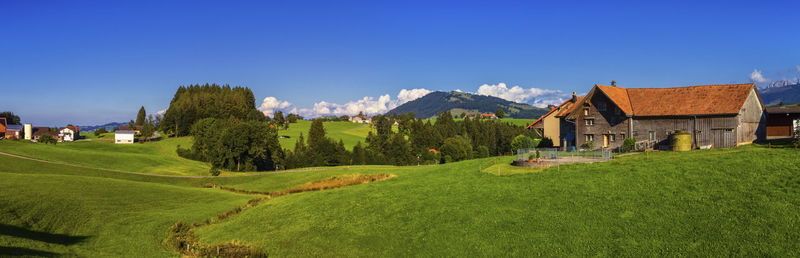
[
  {"xmin": 115, "ymin": 130, "xmax": 135, "ymax": 144},
  {"xmin": 349, "ymin": 114, "xmax": 371, "ymax": 124},
  {"xmin": 58, "ymin": 127, "xmax": 77, "ymax": 142}
]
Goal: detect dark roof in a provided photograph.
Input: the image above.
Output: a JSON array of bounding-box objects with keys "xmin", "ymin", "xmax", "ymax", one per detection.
[
  {"xmin": 766, "ymin": 106, "xmax": 800, "ymax": 114},
  {"xmin": 116, "ymin": 130, "xmax": 136, "ymax": 134},
  {"xmin": 118, "ymin": 125, "xmax": 143, "ymax": 130},
  {"xmin": 593, "ymin": 83, "xmax": 756, "ymax": 116},
  {"xmin": 32, "ymin": 127, "xmax": 57, "ymax": 137},
  {"xmin": 6, "ymin": 125, "xmax": 23, "ymax": 131}
]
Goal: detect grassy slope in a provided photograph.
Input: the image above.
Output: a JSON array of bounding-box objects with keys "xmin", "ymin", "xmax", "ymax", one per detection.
[
  {"xmin": 195, "ymin": 146, "xmax": 800, "ymax": 257},
  {"xmin": 1, "ymin": 144, "xmax": 799, "ymax": 256},
  {"xmin": 0, "ymin": 137, "xmax": 210, "ymax": 176},
  {"xmin": 278, "ymin": 120, "xmax": 371, "ymax": 150}
]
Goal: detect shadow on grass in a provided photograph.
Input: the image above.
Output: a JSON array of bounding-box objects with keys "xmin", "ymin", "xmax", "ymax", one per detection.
[
  {"xmin": 0, "ymin": 246, "xmax": 60, "ymax": 257},
  {"xmin": 0, "ymin": 224, "xmax": 90, "ymax": 245}
]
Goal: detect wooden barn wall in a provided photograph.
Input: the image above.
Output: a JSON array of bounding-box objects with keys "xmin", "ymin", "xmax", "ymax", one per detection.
[
  {"xmin": 736, "ymin": 89, "xmax": 765, "ymax": 144},
  {"xmin": 633, "ymin": 116, "xmax": 738, "ymax": 148},
  {"xmin": 574, "ymin": 92, "xmax": 631, "ymax": 149}
]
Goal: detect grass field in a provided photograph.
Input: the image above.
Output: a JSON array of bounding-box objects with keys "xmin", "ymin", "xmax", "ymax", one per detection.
[
  {"xmin": 1, "ymin": 141, "xmax": 799, "ymax": 256},
  {"xmin": 278, "ymin": 120, "xmax": 372, "ymax": 150}
]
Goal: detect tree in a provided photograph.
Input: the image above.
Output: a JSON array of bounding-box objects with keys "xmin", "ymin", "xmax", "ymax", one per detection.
[
  {"xmin": 273, "ymin": 111, "xmax": 286, "ymax": 128},
  {"xmin": 0, "ymin": 111, "xmax": 21, "ymax": 124},
  {"xmin": 138, "ymin": 115, "xmax": 157, "ymax": 142},
  {"xmin": 135, "ymin": 106, "xmax": 147, "ymax": 126},
  {"xmin": 352, "ymin": 142, "xmax": 367, "ymax": 165},
  {"xmin": 38, "ymin": 134, "xmax": 57, "ymax": 145},
  {"xmin": 495, "ymin": 108, "xmax": 506, "ymax": 119},
  {"xmin": 441, "ymin": 135, "xmax": 473, "ymax": 162},
  {"xmin": 160, "ymin": 84, "xmax": 265, "ymax": 136},
  {"xmin": 94, "ymin": 128, "xmax": 108, "ymax": 137},
  {"xmin": 622, "ymin": 137, "xmax": 637, "ymax": 152},
  {"xmin": 511, "ymin": 135, "xmax": 536, "ymax": 152}
]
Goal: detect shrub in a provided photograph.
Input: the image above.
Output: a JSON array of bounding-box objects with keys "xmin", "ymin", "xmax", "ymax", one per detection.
[
  {"xmin": 209, "ymin": 167, "xmax": 221, "ymax": 176},
  {"xmin": 38, "ymin": 134, "xmax": 57, "ymax": 145},
  {"xmin": 476, "ymin": 145, "xmax": 490, "ymax": 158},
  {"xmin": 538, "ymin": 137, "xmax": 554, "ymax": 148},
  {"xmin": 511, "ymin": 135, "xmax": 536, "ymax": 152},
  {"xmin": 622, "ymin": 138, "xmax": 637, "ymax": 152},
  {"xmin": 582, "ymin": 140, "xmax": 595, "ymax": 150},
  {"xmin": 94, "ymin": 128, "xmax": 108, "ymax": 137},
  {"xmin": 441, "ymin": 136, "xmax": 473, "ymax": 162}
]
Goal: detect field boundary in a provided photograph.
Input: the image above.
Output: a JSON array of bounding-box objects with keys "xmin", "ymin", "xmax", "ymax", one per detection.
[{"xmin": 0, "ymin": 151, "xmax": 347, "ymax": 178}]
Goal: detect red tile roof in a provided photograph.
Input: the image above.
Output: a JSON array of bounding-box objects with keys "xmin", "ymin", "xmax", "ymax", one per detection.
[
  {"xmin": 593, "ymin": 83, "xmax": 756, "ymax": 117},
  {"xmin": 527, "ymin": 97, "xmax": 584, "ymax": 129}
]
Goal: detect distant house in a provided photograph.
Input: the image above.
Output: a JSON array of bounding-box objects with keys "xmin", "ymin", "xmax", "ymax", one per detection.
[
  {"xmin": 115, "ymin": 130, "xmax": 136, "ymax": 144},
  {"xmin": 5, "ymin": 125, "xmax": 23, "ymax": 140},
  {"xmin": 765, "ymin": 106, "xmax": 800, "ymax": 139},
  {"xmin": 527, "ymin": 93, "xmax": 583, "ymax": 148},
  {"xmin": 349, "ymin": 114, "xmax": 371, "ymax": 124},
  {"xmin": 480, "ymin": 113, "xmax": 498, "ymax": 119},
  {"xmin": 117, "ymin": 125, "xmax": 143, "ymax": 134},
  {"xmin": 565, "ymin": 83, "xmax": 764, "ymax": 150},
  {"xmin": 58, "ymin": 127, "xmax": 78, "ymax": 142},
  {"xmin": 31, "ymin": 127, "xmax": 59, "ymax": 141},
  {"xmin": 0, "ymin": 117, "xmax": 6, "ymax": 138}
]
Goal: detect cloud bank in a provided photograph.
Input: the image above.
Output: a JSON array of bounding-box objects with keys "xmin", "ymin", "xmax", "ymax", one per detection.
[
  {"xmin": 258, "ymin": 97, "xmax": 293, "ymax": 117},
  {"xmin": 476, "ymin": 82, "xmax": 568, "ymax": 108},
  {"xmin": 260, "ymin": 88, "xmax": 432, "ymax": 118},
  {"xmin": 750, "ymin": 69, "xmax": 768, "ymax": 83}
]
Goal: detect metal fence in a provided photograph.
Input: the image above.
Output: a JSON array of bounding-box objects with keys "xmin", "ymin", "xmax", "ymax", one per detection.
[{"xmin": 515, "ymin": 147, "xmax": 613, "ymax": 161}]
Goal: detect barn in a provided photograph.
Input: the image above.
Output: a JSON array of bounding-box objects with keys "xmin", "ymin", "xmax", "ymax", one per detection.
[
  {"xmin": 564, "ymin": 83, "xmax": 765, "ymax": 150},
  {"xmin": 765, "ymin": 106, "xmax": 800, "ymax": 139}
]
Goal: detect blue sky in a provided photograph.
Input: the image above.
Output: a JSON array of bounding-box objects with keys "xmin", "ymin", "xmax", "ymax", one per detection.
[{"xmin": 1, "ymin": 0, "xmax": 798, "ymax": 126}]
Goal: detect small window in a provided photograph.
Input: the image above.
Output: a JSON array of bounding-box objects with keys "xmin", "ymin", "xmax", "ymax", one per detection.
[
  {"xmin": 649, "ymin": 131, "xmax": 656, "ymax": 141},
  {"xmin": 585, "ymin": 134, "xmax": 595, "ymax": 142},
  {"xmin": 584, "ymin": 108, "xmax": 589, "ymax": 116},
  {"xmin": 621, "ymin": 133, "xmax": 626, "ymax": 140},
  {"xmin": 609, "ymin": 134, "xmax": 616, "ymax": 142},
  {"xmin": 585, "ymin": 119, "xmax": 594, "ymax": 126}
]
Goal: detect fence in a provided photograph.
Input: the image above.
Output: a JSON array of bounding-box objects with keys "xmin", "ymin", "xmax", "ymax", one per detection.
[{"xmin": 514, "ymin": 148, "xmax": 613, "ymax": 169}]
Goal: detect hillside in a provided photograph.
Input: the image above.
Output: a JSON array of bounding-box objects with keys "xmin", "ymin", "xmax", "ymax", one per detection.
[
  {"xmin": 386, "ymin": 91, "xmax": 549, "ymax": 119},
  {"xmin": 1, "ymin": 143, "xmax": 799, "ymax": 256},
  {"xmin": 760, "ymin": 82, "xmax": 800, "ymax": 106}
]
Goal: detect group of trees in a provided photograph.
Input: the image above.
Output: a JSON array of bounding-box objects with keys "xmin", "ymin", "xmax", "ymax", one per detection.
[
  {"xmin": 0, "ymin": 111, "xmax": 21, "ymax": 124},
  {"xmin": 268, "ymin": 111, "xmax": 302, "ymax": 129},
  {"xmin": 178, "ymin": 118, "xmax": 284, "ymax": 171},
  {"xmin": 160, "ymin": 84, "xmax": 265, "ymax": 136}
]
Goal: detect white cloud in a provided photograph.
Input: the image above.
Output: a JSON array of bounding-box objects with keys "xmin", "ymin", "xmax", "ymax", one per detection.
[
  {"xmin": 476, "ymin": 82, "xmax": 568, "ymax": 108},
  {"xmin": 258, "ymin": 97, "xmax": 293, "ymax": 117},
  {"xmin": 258, "ymin": 89, "xmax": 433, "ymax": 118},
  {"xmin": 750, "ymin": 69, "xmax": 768, "ymax": 83}
]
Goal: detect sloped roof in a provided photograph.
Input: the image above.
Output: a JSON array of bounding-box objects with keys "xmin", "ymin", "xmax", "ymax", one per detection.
[
  {"xmin": 527, "ymin": 97, "xmax": 584, "ymax": 129},
  {"xmin": 116, "ymin": 130, "xmax": 136, "ymax": 134},
  {"xmin": 593, "ymin": 83, "xmax": 756, "ymax": 117},
  {"xmin": 766, "ymin": 106, "xmax": 800, "ymax": 114},
  {"xmin": 6, "ymin": 125, "xmax": 23, "ymax": 131}
]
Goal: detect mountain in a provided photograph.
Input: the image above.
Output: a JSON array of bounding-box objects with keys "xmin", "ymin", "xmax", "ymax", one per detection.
[
  {"xmin": 386, "ymin": 91, "xmax": 550, "ymax": 119},
  {"xmin": 79, "ymin": 122, "xmax": 127, "ymax": 132},
  {"xmin": 760, "ymin": 82, "xmax": 800, "ymax": 106}
]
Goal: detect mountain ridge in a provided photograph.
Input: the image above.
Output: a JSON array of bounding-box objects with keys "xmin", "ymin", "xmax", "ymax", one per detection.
[{"xmin": 386, "ymin": 91, "xmax": 549, "ymax": 119}]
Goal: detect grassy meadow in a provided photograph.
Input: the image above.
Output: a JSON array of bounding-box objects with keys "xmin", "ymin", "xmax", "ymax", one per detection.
[
  {"xmin": 277, "ymin": 120, "xmax": 372, "ymax": 150},
  {"xmin": 1, "ymin": 137, "xmax": 799, "ymax": 256}
]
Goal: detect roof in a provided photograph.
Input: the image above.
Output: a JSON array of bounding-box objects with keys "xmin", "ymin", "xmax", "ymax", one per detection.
[
  {"xmin": 591, "ymin": 83, "xmax": 756, "ymax": 117},
  {"xmin": 766, "ymin": 106, "xmax": 800, "ymax": 114},
  {"xmin": 527, "ymin": 97, "xmax": 584, "ymax": 129},
  {"xmin": 6, "ymin": 125, "xmax": 23, "ymax": 131},
  {"xmin": 32, "ymin": 127, "xmax": 57, "ymax": 137},
  {"xmin": 117, "ymin": 125, "xmax": 143, "ymax": 130},
  {"xmin": 116, "ymin": 130, "xmax": 136, "ymax": 134},
  {"xmin": 0, "ymin": 117, "xmax": 6, "ymax": 127}
]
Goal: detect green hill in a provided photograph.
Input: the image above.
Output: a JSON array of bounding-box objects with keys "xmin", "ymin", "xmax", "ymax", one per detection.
[
  {"xmin": 386, "ymin": 91, "xmax": 549, "ymax": 119},
  {"xmin": 1, "ymin": 143, "xmax": 799, "ymax": 256}
]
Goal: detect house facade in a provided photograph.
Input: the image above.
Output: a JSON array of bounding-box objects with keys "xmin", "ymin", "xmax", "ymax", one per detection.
[
  {"xmin": 565, "ymin": 83, "xmax": 764, "ymax": 150},
  {"xmin": 5, "ymin": 125, "xmax": 23, "ymax": 139},
  {"xmin": 59, "ymin": 127, "xmax": 78, "ymax": 142},
  {"xmin": 115, "ymin": 130, "xmax": 135, "ymax": 144},
  {"xmin": 527, "ymin": 93, "xmax": 583, "ymax": 147}
]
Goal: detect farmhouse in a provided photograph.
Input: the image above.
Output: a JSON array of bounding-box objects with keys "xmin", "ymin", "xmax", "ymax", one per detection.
[
  {"xmin": 480, "ymin": 113, "xmax": 498, "ymax": 119},
  {"xmin": 563, "ymin": 83, "xmax": 764, "ymax": 150},
  {"xmin": 115, "ymin": 130, "xmax": 135, "ymax": 144},
  {"xmin": 765, "ymin": 106, "xmax": 800, "ymax": 139},
  {"xmin": 349, "ymin": 114, "xmax": 371, "ymax": 124},
  {"xmin": 5, "ymin": 125, "xmax": 24, "ymax": 139},
  {"xmin": 117, "ymin": 125, "xmax": 143, "ymax": 134},
  {"xmin": 31, "ymin": 126, "xmax": 59, "ymax": 141},
  {"xmin": 527, "ymin": 93, "xmax": 583, "ymax": 147},
  {"xmin": 58, "ymin": 126, "xmax": 79, "ymax": 142}
]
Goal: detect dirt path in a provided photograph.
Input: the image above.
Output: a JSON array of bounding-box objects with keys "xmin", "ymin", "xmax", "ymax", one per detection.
[{"xmin": 0, "ymin": 151, "xmax": 334, "ymax": 178}]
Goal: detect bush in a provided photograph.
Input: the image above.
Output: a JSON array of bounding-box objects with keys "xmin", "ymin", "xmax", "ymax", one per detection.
[
  {"xmin": 538, "ymin": 137, "xmax": 554, "ymax": 148},
  {"xmin": 209, "ymin": 167, "xmax": 221, "ymax": 176},
  {"xmin": 94, "ymin": 128, "xmax": 108, "ymax": 137},
  {"xmin": 582, "ymin": 140, "xmax": 595, "ymax": 150},
  {"xmin": 441, "ymin": 136, "xmax": 473, "ymax": 163},
  {"xmin": 38, "ymin": 134, "xmax": 57, "ymax": 145},
  {"xmin": 511, "ymin": 135, "xmax": 536, "ymax": 152},
  {"xmin": 476, "ymin": 145, "xmax": 490, "ymax": 158},
  {"xmin": 622, "ymin": 138, "xmax": 637, "ymax": 152}
]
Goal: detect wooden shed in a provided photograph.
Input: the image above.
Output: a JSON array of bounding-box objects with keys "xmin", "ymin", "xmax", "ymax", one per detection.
[{"xmin": 765, "ymin": 106, "xmax": 800, "ymax": 139}]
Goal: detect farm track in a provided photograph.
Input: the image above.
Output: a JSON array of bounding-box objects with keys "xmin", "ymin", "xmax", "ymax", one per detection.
[{"xmin": 0, "ymin": 151, "xmax": 334, "ymax": 178}]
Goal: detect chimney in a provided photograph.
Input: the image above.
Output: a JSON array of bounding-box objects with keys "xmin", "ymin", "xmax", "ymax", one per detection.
[
  {"xmin": 570, "ymin": 92, "xmax": 577, "ymax": 103},
  {"xmin": 611, "ymin": 80, "xmax": 617, "ymax": 87}
]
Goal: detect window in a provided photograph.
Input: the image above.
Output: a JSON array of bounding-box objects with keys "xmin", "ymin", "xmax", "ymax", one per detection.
[
  {"xmin": 585, "ymin": 134, "xmax": 595, "ymax": 142},
  {"xmin": 620, "ymin": 133, "xmax": 626, "ymax": 140},
  {"xmin": 609, "ymin": 134, "xmax": 616, "ymax": 142},
  {"xmin": 597, "ymin": 102, "xmax": 607, "ymax": 111},
  {"xmin": 649, "ymin": 131, "xmax": 656, "ymax": 141},
  {"xmin": 585, "ymin": 119, "xmax": 594, "ymax": 126},
  {"xmin": 584, "ymin": 108, "xmax": 589, "ymax": 116}
]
